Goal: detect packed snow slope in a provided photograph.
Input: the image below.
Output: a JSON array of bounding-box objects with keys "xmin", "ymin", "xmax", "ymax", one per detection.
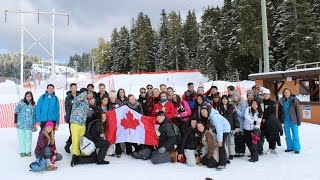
[{"xmin": 0, "ymin": 123, "xmax": 319, "ymax": 180}]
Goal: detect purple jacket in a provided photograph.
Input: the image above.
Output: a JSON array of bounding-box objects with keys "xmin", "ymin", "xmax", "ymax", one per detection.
[{"xmin": 34, "ymin": 131, "xmax": 56, "ymax": 157}]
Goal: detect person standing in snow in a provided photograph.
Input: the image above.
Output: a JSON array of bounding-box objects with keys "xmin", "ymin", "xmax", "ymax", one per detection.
[
  {"xmin": 197, "ymin": 121, "xmax": 219, "ymax": 168},
  {"xmin": 98, "ymin": 95, "xmax": 109, "ymax": 112},
  {"xmin": 151, "ymin": 111, "xmax": 176, "ymax": 164},
  {"xmin": 138, "ymin": 87, "xmax": 149, "ymax": 115},
  {"xmin": 147, "ymin": 88, "xmax": 161, "ymax": 115},
  {"xmin": 171, "ymin": 94, "xmax": 192, "ymax": 132},
  {"xmin": 259, "ymin": 88, "xmax": 279, "ymax": 155},
  {"xmin": 244, "ymin": 100, "xmax": 263, "ymax": 162},
  {"xmin": 35, "ymin": 121, "xmax": 63, "ymax": 171},
  {"xmin": 159, "ymin": 84, "xmax": 167, "ymax": 93},
  {"xmin": 15, "ymin": 91, "xmax": 36, "ymax": 157},
  {"xmin": 36, "ymin": 84, "xmax": 60, "ymax": 130},
  {"xmin": 167, "ymin": 87, "xmax": 174, "ymax": 100},
  {"xmin": 152, "ymin": 92, "xmax": 177, "ymax": 121},
  {"xmin": 125, "ymin": 94, "xmax": 143, "ymax": 155},
  {"xmin": 146, "ymin": 84, "xmax": 153, "ymax": 97},
  {"xmin": 182, "ymin": 82, "xmax": 197, "ymax": 112},
  {"xmin": 193, "ymin": 95, "xmax": 211, "ymax": 120},
  {"xmin": 209, "ymin": 108, "xmax": 231, "ymax": 170},
  {"xmin": 117, "ymin": 88, "xmax": 128, "ymax": 106},
  {"xmin": 95, "ymin": 83, "xmax": 109, "ymax": 106},
  {"xmin": 278, "ymin": 88, "xmax": 301, "ymax": 154},
  {"xmin": 233, "ymin": 91, "xmax": 248, "ymax": 158},
  {"xmin": 205, "ymin": 85, "xmax": 219, "ymax": 102},
  {"xmin": 219, "ymin": 95, "xmax": 240, "ymax": 161},
  {"xmin": 64, "ymin": 83, "xmax": 79, "ymax": 154}
]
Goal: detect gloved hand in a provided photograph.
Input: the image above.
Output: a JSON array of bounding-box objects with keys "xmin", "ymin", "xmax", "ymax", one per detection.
[{"xmin": 158, "ymin": 147, "xmax": 166, "ymax": 154}]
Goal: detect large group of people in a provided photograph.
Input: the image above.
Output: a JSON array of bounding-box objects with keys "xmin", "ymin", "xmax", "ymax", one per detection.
[{"xmin": 14, "ymin": 82, "xmax": 302, "ymax": 171}]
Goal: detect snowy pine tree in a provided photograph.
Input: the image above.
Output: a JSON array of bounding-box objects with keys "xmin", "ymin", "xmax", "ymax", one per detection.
[{"xmin": 156, "ymin": 9, "xmax": 170, "ymax": 71}]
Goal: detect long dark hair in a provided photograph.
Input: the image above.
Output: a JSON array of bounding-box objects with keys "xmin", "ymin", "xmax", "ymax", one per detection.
[
  {"xmin": 250, "ymin": 100, "xmax": 263, "ymax": 118},
  {"xmin": 172, "ymin": 94, "xmax": 181, "ymax": 107},
  {"xmin": 117, "ymin": 88, "xmax": 127, "ymax": 100},
  {"xmin": 196, "ymin": 94, "xmax": 205, "ymax": 105},
  {"xmin": 220, "ymin": 95, "xmax": 233, "ymax": 114},
  {"xmin": 24, "ymin": 91, "xmax": 35, "ymax": 105}
]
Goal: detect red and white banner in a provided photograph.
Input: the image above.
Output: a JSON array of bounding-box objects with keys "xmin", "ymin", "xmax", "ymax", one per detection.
[
  {"xmin": 106, "ymin": 105, "xmax": 158, "ymax": 146},
  {"xmin": 0, "ymin": 100, "xmax": 66, "ymax": 128}
]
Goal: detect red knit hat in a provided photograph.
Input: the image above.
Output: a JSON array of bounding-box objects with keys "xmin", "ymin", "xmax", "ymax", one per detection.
[{"xmin": 45, "ymin": 121, "xmax": 54, "ymax": 128}]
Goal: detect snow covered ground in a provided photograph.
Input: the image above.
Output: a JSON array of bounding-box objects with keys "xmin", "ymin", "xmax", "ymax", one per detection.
[{"xmin": 0, "ymin": 123, "xmax": 319, "ymax": 180}]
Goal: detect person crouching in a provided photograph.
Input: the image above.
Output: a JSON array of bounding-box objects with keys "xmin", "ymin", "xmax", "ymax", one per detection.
[
  {"xmin": 151, "ymin": 111, "xmax": 176, "ymax": 164},
  {"xmin": 34, "ymin": 121, "xmax": 63, "ymax": 171}
]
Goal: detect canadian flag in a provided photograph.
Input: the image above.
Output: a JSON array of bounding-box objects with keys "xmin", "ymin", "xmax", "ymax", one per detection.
[{"xmin": 105, "ymin": 105, "xmax": 158, "ymax": 146}]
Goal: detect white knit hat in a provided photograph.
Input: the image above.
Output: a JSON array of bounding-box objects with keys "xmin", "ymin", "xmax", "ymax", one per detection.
[{"xmin": 262, "ymin": 88, "xmax": 271, "ymax": 94}]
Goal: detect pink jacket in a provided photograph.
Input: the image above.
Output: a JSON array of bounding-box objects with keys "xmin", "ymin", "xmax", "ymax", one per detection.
[{"xmin": 176, "ymin": 100, "xmax": 192, "ymax": 121}]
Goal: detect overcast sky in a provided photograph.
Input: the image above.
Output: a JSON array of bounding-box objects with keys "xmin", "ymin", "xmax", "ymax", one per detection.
[{"xmin": 0, "ymin": 0, "xmax": 223, "ymax": 63}]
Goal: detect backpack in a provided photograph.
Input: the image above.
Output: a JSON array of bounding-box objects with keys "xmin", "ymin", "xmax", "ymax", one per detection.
[
  {"xmin": 29, "ymin": 157, "xmax": 47, "ymax": 172},
  {"xmin": 171, "ymin": 123, "xmax": 182, "ymax": 146},
  {"xmin": 80, "ymin": 120, "xmax": 98, "ymax": 156}
]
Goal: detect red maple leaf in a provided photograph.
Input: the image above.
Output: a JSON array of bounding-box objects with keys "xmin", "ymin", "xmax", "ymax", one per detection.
[{"xmin": 120, "ymin": 111, "xmax": 140, "ymax": 134}]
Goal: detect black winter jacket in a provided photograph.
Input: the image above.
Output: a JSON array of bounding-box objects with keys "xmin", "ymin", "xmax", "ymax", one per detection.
[
  {"xmin": 264, "ymin": 115, "xmax": 283, "ymax": 146},
  {"xmin": 95, "ymin": 91, "xmax": 109, "ymax": 106},
  {"xmin": 220, "ymin": 105, "xmax": 239, "ymax": 130},
  {"xmin": 87, "ymin": 120, "xmax": 110, "ymax": 148},
  {"xmin": 138, "ymin": 95, "xmax": 149, "ymax": 115},
  {"xmin": 178, "ymin": 127, "xmax": 199, "ymax": 154},
  {"xmin": 261, "ymin": 99, "xmax": 277, "ymax": 130},
  {"xmin": 158, "ymin": 119, "xmax": 176, "ymax": 153},
  {"xmin": 127, "ymin": 102, "xmax": 143, "ymax": 114}
]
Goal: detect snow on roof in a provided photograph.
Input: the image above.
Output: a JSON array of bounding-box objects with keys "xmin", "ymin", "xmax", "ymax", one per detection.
[{"xmin": 249, "ymin": 67, "xmax": 320, "ymax": 79}]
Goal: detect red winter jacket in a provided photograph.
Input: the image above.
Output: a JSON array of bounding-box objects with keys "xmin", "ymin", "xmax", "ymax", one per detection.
[
  {"xmin": 148, "ymin": 96, "xmax": 160, "ymax": 115},
  {"xmin": 35, "ymin": 131, "xmax": 56, "ymax": 157},
  {"xmin": 152, "ymin": 101, "xmax": 177, "ymax": 120}
]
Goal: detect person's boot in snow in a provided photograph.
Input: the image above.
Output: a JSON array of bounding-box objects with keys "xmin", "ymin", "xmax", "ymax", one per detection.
[
  {"xmin": 20, "ymin": 153, "xmax": 26, "ymax": 157},
  {"xmin": 285, "ymin": 149, "xmax": 293, "ymax": 152},
  {"xmin": 97, "ymin": 160, "xmax": 110, "ymax": 165},
  {"xmin": 295, "ymin": 151, "xmax": 300, "ymax": 154},
  {"xmin": 229, "ymin": 155, "xmax": 234, "ymax": 160},
  {"xmin": 249, "ymin": 158, "xmax": 257, "ymax": 163},
  {"xmin": 71, "ymin": 155, "xmax": 79, "ymax": 167},
  {"xmin": 47, "ymin": 164, "xmax": 58, "ymax": 171},
  {"xmin": 64, "ymin": 143, "xmax": 71, "ymax": 153},
  {"xmin": 216, "ymin": 165, "xmax": 226, "ymax": 171}
]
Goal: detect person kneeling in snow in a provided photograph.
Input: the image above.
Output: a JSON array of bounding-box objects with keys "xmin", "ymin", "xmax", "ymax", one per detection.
[
  {"xmin": 34, "ymin": 121, "xmax": 63, "ymax": 171},
  {"xmin": 71, "ymin": 113, "xmax": 110, "ymax": 166},
  {"xmin": 151, "ymin": 111, "xmax": 176, "ymax": 164}
]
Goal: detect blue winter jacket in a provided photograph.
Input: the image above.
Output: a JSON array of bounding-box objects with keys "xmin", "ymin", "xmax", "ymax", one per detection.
[
  {"xmin": 36, "ymin": 92, "xmax": 60, "ymax": 125},
  {"xmin": 235, "ymin": 103, "xmax": 248, "ymax": 132},
  {"xmin": 70, "ymin": 91, "xmax": 89, "ymax": 126},
  {"xmin": 15, "ymin": 100, "xmax": 36, "ymax": 130},
  {"xmin": 209, "ymin": 108, "xmax": 231, "ymax": 143}
]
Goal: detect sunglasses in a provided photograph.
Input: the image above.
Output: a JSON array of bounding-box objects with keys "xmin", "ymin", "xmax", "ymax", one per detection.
[
  {"xmin": 147, "ymin": 87, "xmax": 153, "ymax": 89},
  {"xmin": 140, "ymin": 91, "xmax": 146, "ymax": 93}
]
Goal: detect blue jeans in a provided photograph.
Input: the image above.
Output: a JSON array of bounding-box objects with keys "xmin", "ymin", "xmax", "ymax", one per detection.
[{"xmin": 284, "ymin": 119, "xmax": 301, "ymax": 151}]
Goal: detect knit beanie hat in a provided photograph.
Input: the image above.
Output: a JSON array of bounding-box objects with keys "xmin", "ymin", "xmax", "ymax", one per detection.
[
  {"xmin": 247, "ymin": 90, "xmax": 254, "ymax": 96},
  {"xmin": 45, "ymin": 121, "xmax": 54, "ymax": 128}
]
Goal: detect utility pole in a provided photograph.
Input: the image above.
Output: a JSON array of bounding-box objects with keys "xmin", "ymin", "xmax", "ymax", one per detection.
[
  {"xmin": 261, "ymin": 0, "xmax": 270, "ymax": 72},
  {"xmin": 2, "ymin": 9, "xmax": 70, "ymax": 86}
]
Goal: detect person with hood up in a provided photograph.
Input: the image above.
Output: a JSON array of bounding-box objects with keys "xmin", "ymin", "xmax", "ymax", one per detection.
[{"xmin": 209, "ymin": 108, "xmax": 231, "ymax": 171}]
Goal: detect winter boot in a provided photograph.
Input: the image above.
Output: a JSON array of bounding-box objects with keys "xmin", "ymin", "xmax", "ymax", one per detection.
[
  {"xmin": 64, "ymin": 143, "xmax": 71, "ymax": 154},
  {"xmin": 229, "ymin": 155, "xmax": 234, "ymax": 160},
  {"xmin": 285, "ymin": 149, "xmax": 293, "ymax": 152},
  {"xmin": 97, "ymin": 160, "xmax": 110, "ymax": 165},
  {"xmin": 294, "ymin": 151, "xmax": 300, "ymax": 154},
  {"xmin": 26, "ymin": 152, "xmax": 31, "ymax": 157},
  {"xmin": 249, "ymin": 158, "xmax": 257, "ymax": 163},
  {"xmin": 216, "ymin": 165, "xmax": 226, "ymax": 171},
  {"xmin": 171, "ymin": 150, "xmax": 178, "ymax": 163},
  {"xmin": 71, "ymin": 155, "xmax": 79, "ymax": 167},
  {"xmin": 20, "ymin": 153, "xmax": 26, "ymax": 157}
]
